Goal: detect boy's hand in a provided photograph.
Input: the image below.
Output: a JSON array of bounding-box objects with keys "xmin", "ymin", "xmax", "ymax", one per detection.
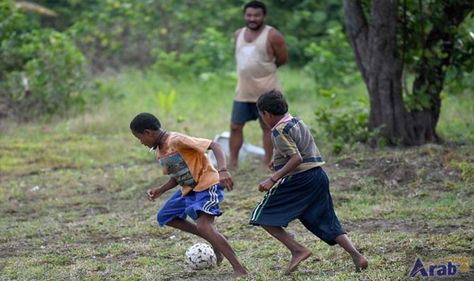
[
  {"xmin": 219, "ymin": 170, "xmax": 234, "ymax": 191},
  {"xmin": 147, "ymin": 188, "xmax": 162, "ymax": 201},
  {"xmin": 268, "ymin": 161, "xmax": 275, "ymax": 171},
  {"xmin": 258, "ymin": 178, "xmax": 275, "ymax": 192}
]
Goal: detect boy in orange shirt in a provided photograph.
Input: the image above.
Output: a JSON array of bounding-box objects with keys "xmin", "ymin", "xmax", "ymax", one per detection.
[{"xmin": 130, "ymin": 112, "xmax": 247, "ymax": 278}]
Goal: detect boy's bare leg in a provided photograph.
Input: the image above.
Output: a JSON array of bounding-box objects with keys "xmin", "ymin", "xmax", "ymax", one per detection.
[
  {"xmin": 262, "ymin": 225, "xmax": 312, "ymax": 274},
  {"xmin": 166, "ymin": 218, "xmax": 223, "ymax": 265},
  {"xmin": 334, "ymin": 234, "xmax": 368, "ymax": 272},
  {"xmin": 195, "ymin": 214, "xmax": 247, "ymax": 278},
  {"xmin": 229, "ymin": 122, "xmax": 244, "ymax": 170}
]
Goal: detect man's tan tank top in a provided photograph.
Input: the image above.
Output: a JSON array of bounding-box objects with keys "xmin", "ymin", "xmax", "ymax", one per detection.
[{"xmin": 235, "ymin": 25, "xmax": 281, "ymax": 102}]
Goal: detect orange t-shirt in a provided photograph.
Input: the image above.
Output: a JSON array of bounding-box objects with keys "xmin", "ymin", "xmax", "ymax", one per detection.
[{"xmin": 156, "ymin": 132, "xmax": 219, "ymax": 196}]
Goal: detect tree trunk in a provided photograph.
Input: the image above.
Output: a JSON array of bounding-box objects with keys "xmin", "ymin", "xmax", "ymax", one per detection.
[
  {"xmin": 343, "ymin": 0, "xmax": 473, "ymax": 145},
  {"xmin": 344, "ymin": 0, "xmax": 410, "ymax": 144}
]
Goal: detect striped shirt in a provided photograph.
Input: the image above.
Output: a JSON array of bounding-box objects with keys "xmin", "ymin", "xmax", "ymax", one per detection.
[{"xmin": 272, "ymin": 115, "xmax": 325, "ymax": 175}]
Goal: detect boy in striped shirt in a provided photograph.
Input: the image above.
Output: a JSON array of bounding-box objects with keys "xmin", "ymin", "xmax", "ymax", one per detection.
[{"xmin": 250, "ymin": 91, "xmax": 368, "ymax": 274}]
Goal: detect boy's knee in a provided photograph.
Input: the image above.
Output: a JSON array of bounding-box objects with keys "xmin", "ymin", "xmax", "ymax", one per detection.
[
  {"xmin": 196, "ymin": 221, "xmax": 211, "ymax": 233},
  {"xmin": 196, "ymin": 215, "xmax": 214, "ymax": 233},
  {"xmin": 230, "ymin": 123, "xmax": 244, "ymax": 132}
]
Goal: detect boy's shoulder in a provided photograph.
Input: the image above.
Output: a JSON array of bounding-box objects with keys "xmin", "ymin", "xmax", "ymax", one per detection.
[
  {"xmin": 273, "ymin": 117, "xmax": 306, "ymax": 136},
  {"xmin": 168, "ymin": 132, "xmax": 212, "ymax": 151},
  {"xmin": 167, "ymin": 132, "xmax": 189, "ymax": 145},
  {"xmin": 168, "ymin": 132, "xmax": 210, "ymax": 143}
]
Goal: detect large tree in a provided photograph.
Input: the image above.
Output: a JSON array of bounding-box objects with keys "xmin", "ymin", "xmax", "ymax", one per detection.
[{"xmin": 343, "ymin": 0, "xmax": 474, "ymax": 145}]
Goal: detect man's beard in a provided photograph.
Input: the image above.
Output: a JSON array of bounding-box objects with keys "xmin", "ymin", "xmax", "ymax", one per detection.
[{"xmin": 246, "ymin": 21, "xmax": 263, "ymax": 30}]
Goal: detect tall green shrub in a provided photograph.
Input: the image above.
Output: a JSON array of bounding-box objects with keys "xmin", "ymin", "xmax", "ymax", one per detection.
[
  {"xmin": 314, "ymin": 90, "xmax": 377, "ymax": 154},
  {"xmin": 152, "ymin": 27, "xmax": 233, "ymax": 77},
  {"xmin": 0, "ymin": 1, "xmax": 88, "ymax": 120},
  {"xmin": 2, "ymin": 30, "xmax": 87, "ymax": 119},
  {"xmin": 303, "ymin": 26, "xmax": 360, "ymax": 91}
]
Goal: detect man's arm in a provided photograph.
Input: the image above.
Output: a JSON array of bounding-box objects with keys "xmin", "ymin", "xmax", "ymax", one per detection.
[{"xmin": 269, "ymin": 29, "xmax": 288, "ymax": 67}]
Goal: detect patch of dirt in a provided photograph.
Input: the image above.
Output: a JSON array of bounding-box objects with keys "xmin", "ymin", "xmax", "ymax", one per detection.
[
  {"xmin": 366, "ymin": 157, "xmax": 418, "ymax": 186},
  {"xmin": 0, "ymin": 240, "xmax": 42, "ymax": 259},
  {"xmin": 333, "ymin": 157, "xmax": 360, "ymax": 169},
  {"xmin": 344, "ymin": 218, "xmax": 472, "ymax": 235},
  {"xmin": 328, "ymin": 144, "xmax": 469, "ymax": 191}
]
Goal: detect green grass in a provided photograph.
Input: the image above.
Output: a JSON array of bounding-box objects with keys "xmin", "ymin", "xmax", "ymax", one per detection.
[
  {"xmin": 438, "ymin": 92, "xmax": 474, "ymax": 143},
  {"xmin": 1, "ymin": 69, "xmax": 473, "ymax": 280}
]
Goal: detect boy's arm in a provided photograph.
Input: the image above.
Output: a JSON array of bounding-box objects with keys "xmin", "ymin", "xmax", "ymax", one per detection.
[
  {"xmin": 258, "ymin": 153, "xmax": 302, "ymax": 192},
  {"xmin": 209, "ymin": 141, "xmax": 233, "ymax": 191},
  {"xmin": 147, "ymin": 177, "xmax": 178, "ymax": 201}
]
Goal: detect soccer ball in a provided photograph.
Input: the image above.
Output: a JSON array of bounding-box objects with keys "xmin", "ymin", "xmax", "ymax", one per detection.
[{"xmin": 185, "ymin": 243, "xmax": 217, "ymax": 270}]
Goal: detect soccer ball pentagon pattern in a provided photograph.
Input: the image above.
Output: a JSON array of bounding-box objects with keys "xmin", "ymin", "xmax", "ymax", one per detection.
[{"xmin": 185, "ymin": 243, "xmax": 217, "ymax": 270}]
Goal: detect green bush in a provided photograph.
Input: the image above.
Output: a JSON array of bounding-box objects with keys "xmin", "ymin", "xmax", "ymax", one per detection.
[
  {"xmin": 67, "ymin": 1, "xmax": 238, "ymax": 72},
  {"xmin": 1, "ymin": 27, "xmax": 87, "ymax": 119},
  {"xmin": 67, "ymin": 0, "xmax": 149, "ymax": 71},
  {"xmin": 303, "ymin": 26, "xmax": 360, "ymax": 90},
  {"xmin": 301, "ymin": 26, "xmax": 375, "ymax": 153},
  {"xmin": 314, "ymin": 90, "xmax": 377, "ymax": 154},
  {"xmin": 444, "ymin": 16, "xmax": 474, "ymax": 95},
  {"xmin": 191, "ymin": 27, "xmax": 234, "ymax": 73},
  {"xmin": 0, "ymin": 1, "xmax": 30, "ymax": 72},
  {"xmin": 152, "ymin": 27, "xmax": 233, "ymax": 77},
  {"xmin": 151, "ymin": 50, "xmax": 193, "ymax": 78}
]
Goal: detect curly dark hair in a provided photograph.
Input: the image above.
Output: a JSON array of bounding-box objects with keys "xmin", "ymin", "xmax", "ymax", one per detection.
[
  {"xmin": 256, "ymin": 90, "xmax": 288, "ymax": 115},
  {"xmin": 130, "ymin": 112, "xmax": 161, "ymax": 133}
]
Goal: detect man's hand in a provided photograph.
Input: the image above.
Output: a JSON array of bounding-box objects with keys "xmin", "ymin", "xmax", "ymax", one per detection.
[
  {"xmin": 147, "ymin": 188, "xmax": 162, "ymax": 201},
  {"xmin": 219, "ymin": 170, "xmax": 234, "ymax": 191},
  {"xmin": 258, "ymin": 178, "xmax": 275, "ymax": 192}
]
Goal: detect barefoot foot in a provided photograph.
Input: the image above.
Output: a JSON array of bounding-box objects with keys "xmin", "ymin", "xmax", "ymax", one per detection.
[
  {"xmin": 229, "ymin": 160, "xmax": 238, "ymax": 172},
  {"xmin": 353, "ymin": 255, "xmax": 368, "ymax": 272},
  {"xmin": 231, "ymin": 269, "xmax": 248, "ymax": 279},
  {"xmin": 215, "ymin": 250, "xmax": 224, "ymax": 266},
  {"xmin": 285, "ymin": 249, "xmax": 312, "ymax": 275}
]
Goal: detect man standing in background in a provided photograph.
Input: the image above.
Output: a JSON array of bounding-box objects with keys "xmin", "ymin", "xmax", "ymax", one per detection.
[{"xmin": 229, "ymin": 0, "xmax": 288, "ymax": 169}]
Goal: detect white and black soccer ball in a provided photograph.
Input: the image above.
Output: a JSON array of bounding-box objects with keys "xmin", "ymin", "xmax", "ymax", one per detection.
[{"xmin": 185, "ymin": 243, "xmax": 217, "ymax": 270}]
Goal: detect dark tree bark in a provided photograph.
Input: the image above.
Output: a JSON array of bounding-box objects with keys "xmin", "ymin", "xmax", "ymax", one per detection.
[
  {"xmin": 343, "ymin": 0, "xmax": 474, "ymax": 145},
  {"xmin": 408, "ymin": 1, "xmax": 474, "ymax": 144}
]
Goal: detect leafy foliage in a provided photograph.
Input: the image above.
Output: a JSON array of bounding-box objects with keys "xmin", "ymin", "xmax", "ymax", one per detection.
[
  {"xmin": 152, "ymin": 27, "xmax": 233, "ymax": 77},
  {"xmin": 156, "ymin": 89, "xmax": 176, "ymax": 114},
  {"xmin": 0, "ymin": 1, "xmax": 87, "ymax": 120},
  {"xmin": 397, "ymin": 0, "xmax": 474, "ymax": 108},
  {"xmin": 266, "ymin": 0, "xmax": 344, "ymax": 64},
  {"xmin": 1, "ymin": 0, "xmax": 472, "ymax": 131},
  {"xmin": 443, "ymin": 16, "xmax": 474, "ymax": 94},
  {"xmin": 315, "ymin": 90, "xmax": 376, "ymax": 154},
  {"xmin": 66, "ymin": 0, "xmax": 149, "ymax": 71},
  {"xmin": 302, "ymin": 26, "xmax": 371, "ymax": 152},
  {"xmin": 303, "ymin": 26, "xmax": 360, "ymax": 90},
  {"xmin": 41, "ymin": 0, "xmax": 345, "ymax": 70}
]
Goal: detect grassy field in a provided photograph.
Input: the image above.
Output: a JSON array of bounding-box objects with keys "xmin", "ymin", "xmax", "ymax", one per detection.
[{"xmin": 0, "ymin": 69, "xmax": 473, "ymax": 280}]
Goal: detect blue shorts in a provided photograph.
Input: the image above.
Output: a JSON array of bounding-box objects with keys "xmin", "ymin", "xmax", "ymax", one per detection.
[
  {"xmin": 157, "ymin": 184, "xmax": 224, "ymax": 227},
  {"xmin": 231, "ymin": 101, "xmax": 260, "ymax": 124},
  {"xmin": 250, "ymin": 167, "xmax": 346, "ymax": 245}
]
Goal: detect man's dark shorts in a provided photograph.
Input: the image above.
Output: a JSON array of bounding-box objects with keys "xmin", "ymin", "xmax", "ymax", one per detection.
[{"xmin": 231, "ymin": 101, "xmax": 260, "ymax": 124}]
